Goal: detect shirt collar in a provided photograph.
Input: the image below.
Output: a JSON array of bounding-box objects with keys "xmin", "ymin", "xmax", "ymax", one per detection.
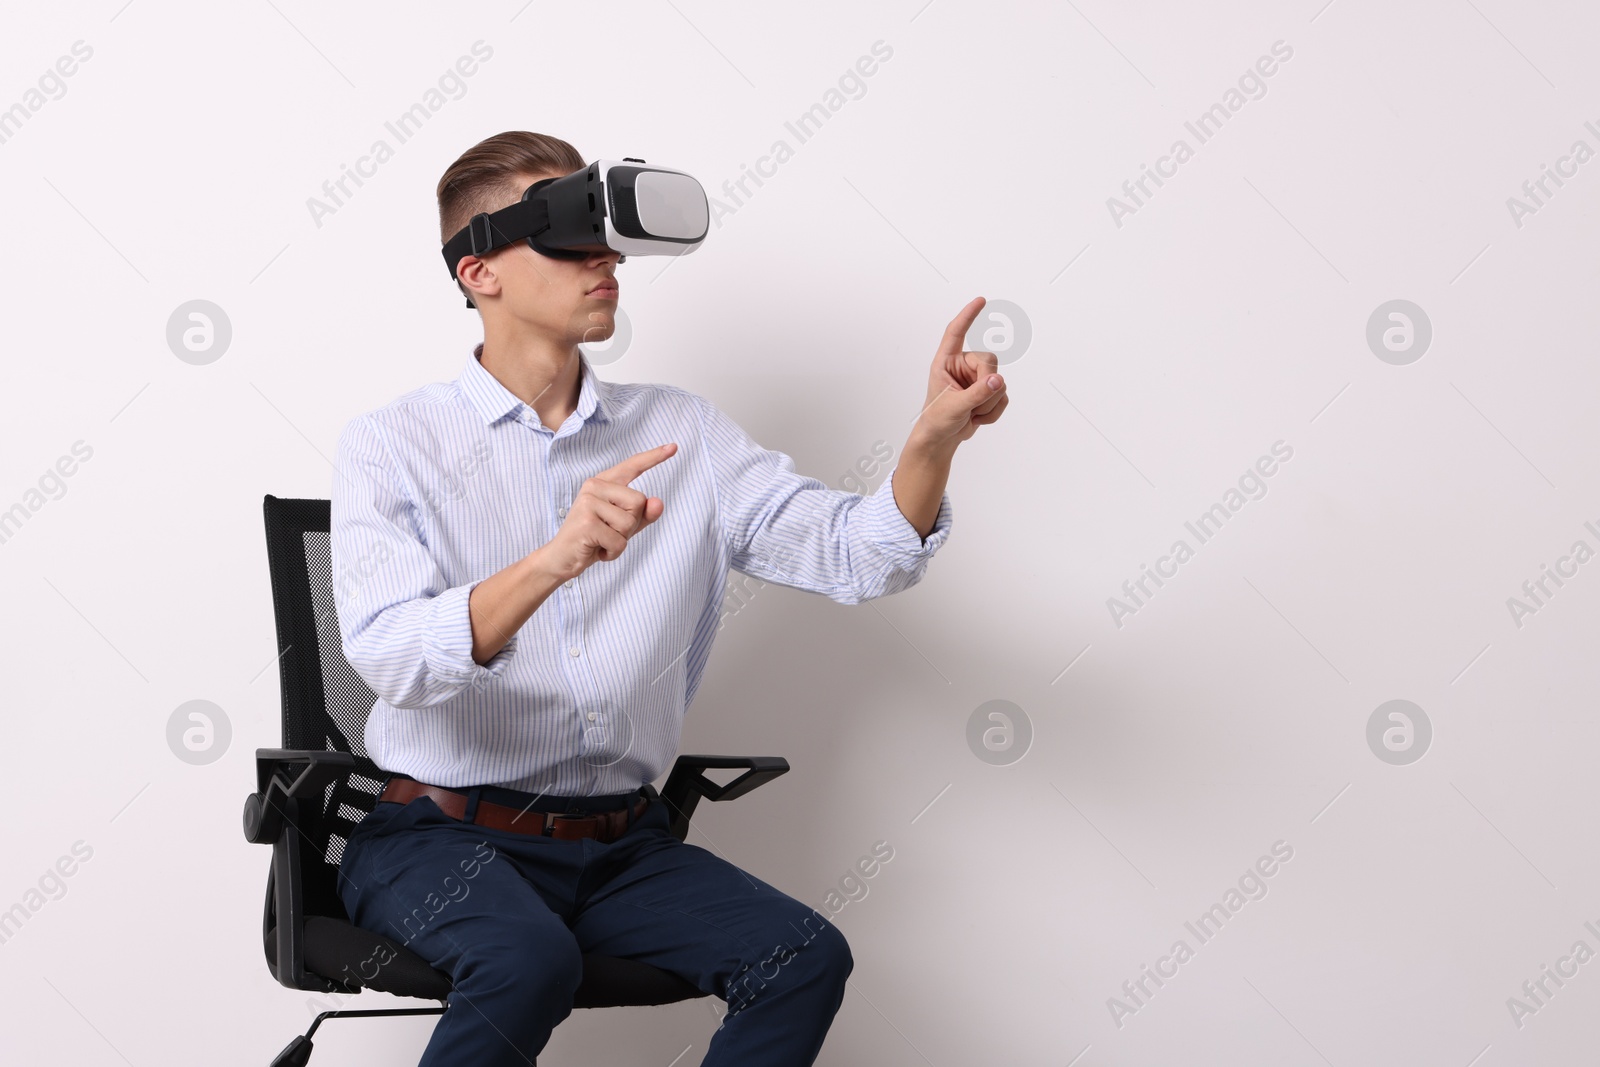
[{"xmin": 459, "ymin": 343, "xmax": 611, "ymax": 428}]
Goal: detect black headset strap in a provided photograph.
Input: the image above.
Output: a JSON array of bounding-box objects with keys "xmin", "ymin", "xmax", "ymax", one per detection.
[{"xmin": 439, "ymin": 198, "xmax": 553, "ymax": 282}]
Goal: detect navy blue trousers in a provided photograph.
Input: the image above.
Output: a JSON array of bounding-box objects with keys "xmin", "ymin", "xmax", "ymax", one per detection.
[{"xmin": 336, "ymin": 786, "xmax": 852, "ymax": 1066}]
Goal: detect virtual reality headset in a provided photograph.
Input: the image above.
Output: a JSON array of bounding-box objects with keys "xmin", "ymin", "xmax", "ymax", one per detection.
[{"xmin": 441, "ymin": 158, "xmax": 709, "ymax": 306}]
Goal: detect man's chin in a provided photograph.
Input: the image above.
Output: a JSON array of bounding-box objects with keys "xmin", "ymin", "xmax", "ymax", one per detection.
[{"xmin": 577, "ymin": 311, "xmax": 615, "ymax": 347}]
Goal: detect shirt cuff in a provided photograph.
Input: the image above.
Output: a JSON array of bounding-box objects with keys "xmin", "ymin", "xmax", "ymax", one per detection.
[
  {"xmin": 856, "ymin": 462, "xmax": 953, "ymax": 566},
  {"xmin": 421, "ymin": 581, "xmax": 518, "ymax": 687}
]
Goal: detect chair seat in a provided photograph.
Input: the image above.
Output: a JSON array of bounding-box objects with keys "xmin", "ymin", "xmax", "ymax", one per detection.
[{"xmin": 273, "ymin": 916, "xmax": 707, "ymax": 1008}]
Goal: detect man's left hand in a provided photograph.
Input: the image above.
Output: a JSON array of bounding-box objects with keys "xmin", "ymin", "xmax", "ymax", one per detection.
[{"xmin": 911, "ymin": 296, "xmax": 1010, "ymax": 456}]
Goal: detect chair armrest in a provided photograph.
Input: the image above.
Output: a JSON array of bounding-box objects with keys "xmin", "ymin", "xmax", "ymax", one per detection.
[
  {"xmin": 244, "ymin": 749, "xmax": 355, "ymax": 845},
  {"xmin": 658, "ymin": 755, "xmax": 789, "ymax": 842},
  {"xmin": 245, "ymin": 748, "xmax": 357, "ymax": 994}
]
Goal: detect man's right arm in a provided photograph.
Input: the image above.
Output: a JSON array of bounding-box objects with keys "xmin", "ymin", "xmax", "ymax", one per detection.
[
  {"xmin": 332, "ymin": 416, "xmax": 527, "ymax": 708},
  {"xmin": 333, "ymin": 418, "xmax": 678, "ymax": 700},
  {"xmin": 466, "ymin": 441, "xmax": 678, "ymax": 663}
]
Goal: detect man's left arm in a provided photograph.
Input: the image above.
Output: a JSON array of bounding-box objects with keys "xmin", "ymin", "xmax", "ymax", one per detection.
[{"xmin": 697, "ymin": 297, "xmax": 1008, "ymax": 603}]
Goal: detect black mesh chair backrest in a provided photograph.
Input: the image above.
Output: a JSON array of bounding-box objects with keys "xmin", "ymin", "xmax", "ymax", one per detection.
[{"xmin": 263, "ymin": 495, "xmax": 390, "ymax": 922}]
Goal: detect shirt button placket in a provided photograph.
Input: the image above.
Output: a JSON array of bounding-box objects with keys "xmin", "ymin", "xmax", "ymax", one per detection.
[
  {"xmin": 551, "ymin": 423, "xmax": 606, "ymax": 789},
  {"xmin": 546, "ymin": 438, "xmax": 581, "ymax": 708}
]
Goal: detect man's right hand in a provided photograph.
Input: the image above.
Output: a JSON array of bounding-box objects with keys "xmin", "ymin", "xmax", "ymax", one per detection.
[{"xmin": 537, "ymin": 443, "xmax": 677, "ymax": 582}]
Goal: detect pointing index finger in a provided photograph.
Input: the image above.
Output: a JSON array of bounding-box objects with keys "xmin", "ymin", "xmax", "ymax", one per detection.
[
  {"xmin": 597, "ymin": 442, "xmax": 678, "ymax": 485},
  {"xmin": 939, "ymin": 296, "xmax": 987, "ymax": 358}
]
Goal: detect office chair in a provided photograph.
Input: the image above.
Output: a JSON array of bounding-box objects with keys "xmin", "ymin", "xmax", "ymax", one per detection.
[{"xmin": 245, "ymin": 495, "xmax": 791, "ymax": 1066}]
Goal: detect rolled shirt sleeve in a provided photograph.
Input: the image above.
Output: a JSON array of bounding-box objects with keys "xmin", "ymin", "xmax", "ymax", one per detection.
[
  {"xmin": 331, "ymin": 414, "xmax": 516, "ymax": 709},
  {"xmin": 692, "ymin": 393, "xmax": 953, "ymax": 604}
]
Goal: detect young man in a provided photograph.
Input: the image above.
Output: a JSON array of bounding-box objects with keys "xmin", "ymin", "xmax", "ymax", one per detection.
[{"xmin": 330, "ymin": 131, "xmax": 1007, "ymax": 1066}]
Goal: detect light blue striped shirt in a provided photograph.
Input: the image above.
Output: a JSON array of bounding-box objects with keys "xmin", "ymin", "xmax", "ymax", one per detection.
[{"xmin": 330, "ymin": 346, "xmax": 953, "ymax": 795}]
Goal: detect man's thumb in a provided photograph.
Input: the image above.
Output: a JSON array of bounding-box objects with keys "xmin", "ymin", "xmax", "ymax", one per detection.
[{"xmin": 958, "ymin": 372, "xmax": 1004, "ymax": 407}]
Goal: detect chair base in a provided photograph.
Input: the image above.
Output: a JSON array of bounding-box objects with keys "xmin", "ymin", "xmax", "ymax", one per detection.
[{"xmin": 270, "ymin": 1005, "xmax": 447, "ymax": 1067}]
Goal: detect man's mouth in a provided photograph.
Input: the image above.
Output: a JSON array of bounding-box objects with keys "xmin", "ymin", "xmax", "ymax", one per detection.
[{"xmin": 587, "ymin": 280, "xmax": 619, "ymax": 300}]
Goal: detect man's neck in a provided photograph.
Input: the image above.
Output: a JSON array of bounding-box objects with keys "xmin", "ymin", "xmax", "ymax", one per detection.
[{"xmin": 477, "ymin": 323, "xmax": 582, "ymax": 432}]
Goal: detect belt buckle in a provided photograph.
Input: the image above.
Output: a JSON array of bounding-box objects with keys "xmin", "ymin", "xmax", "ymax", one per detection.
[
  {"xmin": 542, "ymin": 809, "xmax": 593, "ymax": 838},
  {"xmin": 541, "ymin": 800, "xmax": 636, "ymax": 841}
]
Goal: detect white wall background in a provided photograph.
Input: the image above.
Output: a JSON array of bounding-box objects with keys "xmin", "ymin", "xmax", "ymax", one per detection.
[{"xmin": 2, "ymin": 1, "xmax": 1598, "ymax": 1064}]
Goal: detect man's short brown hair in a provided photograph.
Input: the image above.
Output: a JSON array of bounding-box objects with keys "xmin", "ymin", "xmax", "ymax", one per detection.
[{"xmin": 437, "ymin": 131, "xmax": 586, "ymax": 303}]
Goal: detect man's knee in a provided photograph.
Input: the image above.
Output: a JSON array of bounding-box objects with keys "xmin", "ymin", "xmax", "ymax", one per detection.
[
  {"xmin": 783, "ymin": 909, "xmax": 851, "ymax": 976},
  {"xmin": 726, "ymin": 906, "xmax": 853, "ymax": 1013},
  {"xmin": 455, "ymin": 920, "xmax": 584, "ymax": 1002},
  {"xmin": 804, "ymin": 916, "xmax": 853, "ymax": 991},
  {"xmin": 435, "ymin": 921, "xmax": 582, "ymax": 1060}
]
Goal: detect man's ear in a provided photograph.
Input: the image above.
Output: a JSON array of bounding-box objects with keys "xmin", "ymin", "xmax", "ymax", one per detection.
[{"xmin": 457, "ymin": 254, "xmax": 499, "ymax": 305}]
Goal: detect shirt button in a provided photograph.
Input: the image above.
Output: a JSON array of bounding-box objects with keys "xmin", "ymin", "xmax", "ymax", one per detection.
[
  {"xmin": 586, "ymin": 711, "xmax": 598, "ymax": 721},
  {"xmin": 569, "ymin": 646, "xmax": 580, "ymax": 657},
  {"xmin": 557, "ymin": 505, "xmax": 568, "ymax": 517}
]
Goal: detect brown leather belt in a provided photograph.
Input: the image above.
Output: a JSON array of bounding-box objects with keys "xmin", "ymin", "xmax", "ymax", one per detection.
[{"xmin": 379, "ymin": 778, "xmax": 649, "ymax": 843}]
